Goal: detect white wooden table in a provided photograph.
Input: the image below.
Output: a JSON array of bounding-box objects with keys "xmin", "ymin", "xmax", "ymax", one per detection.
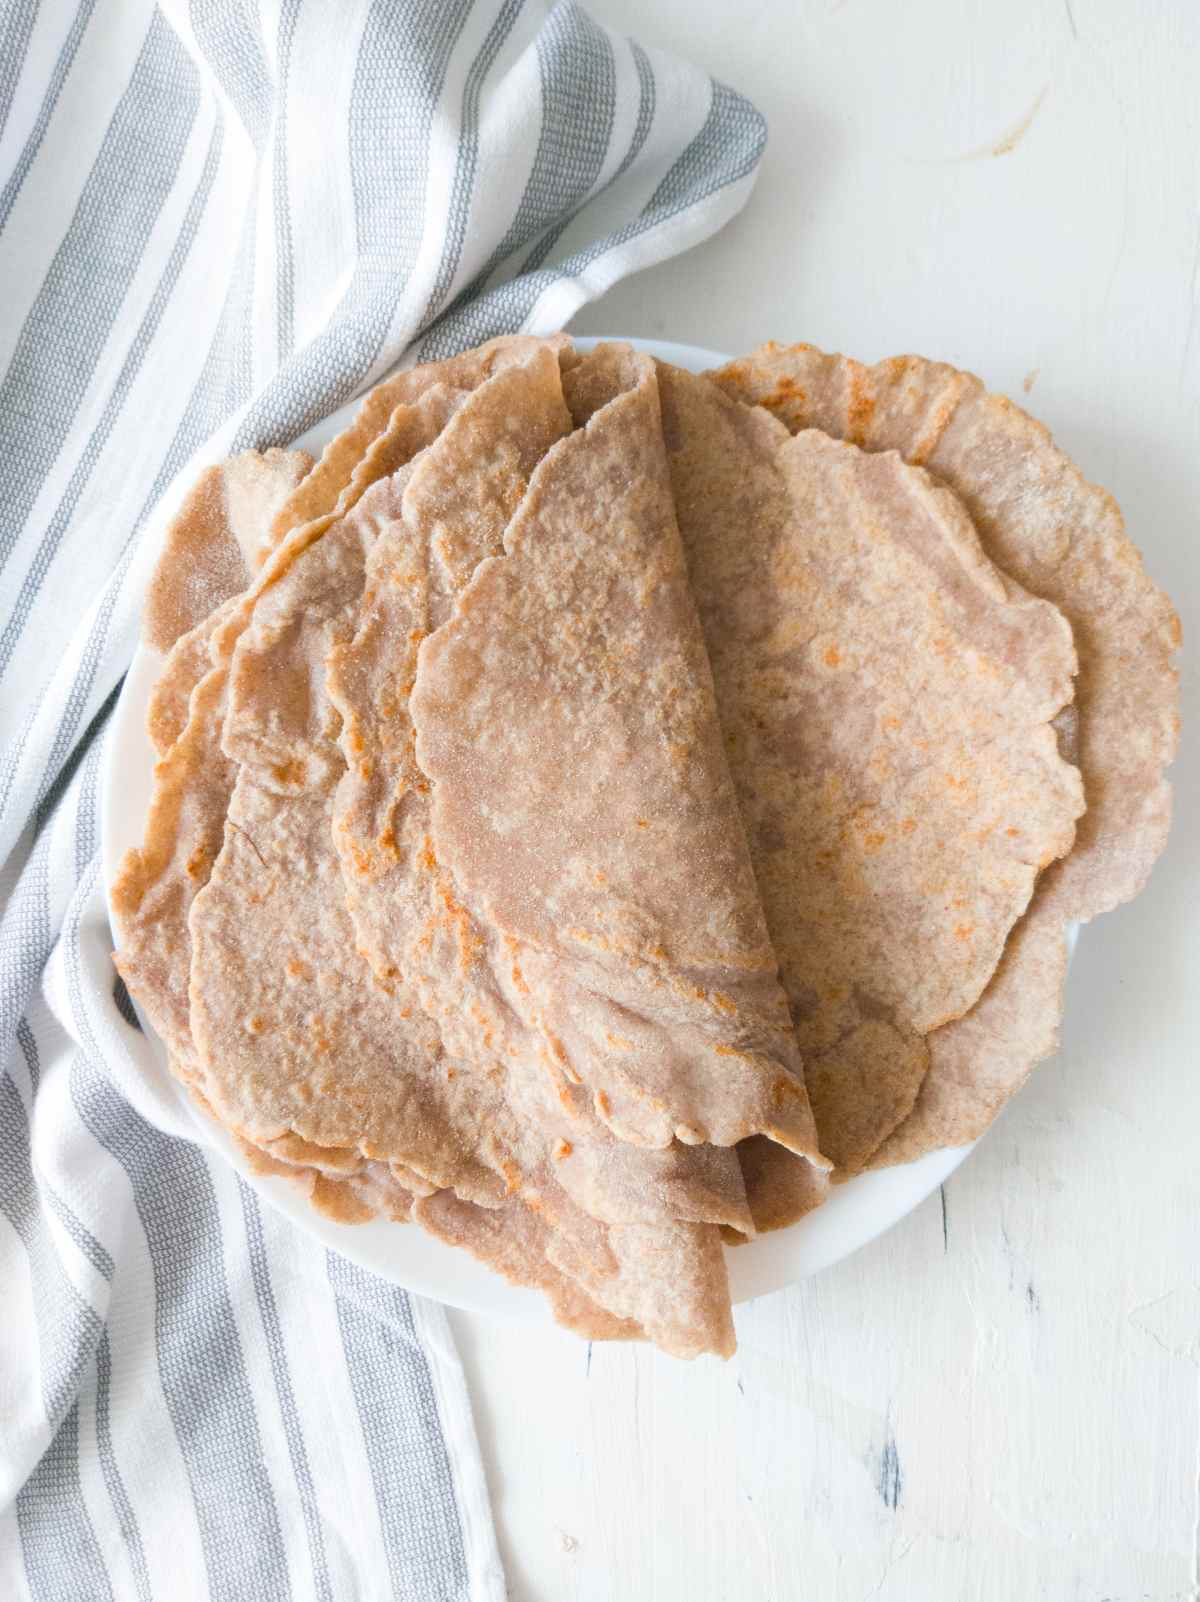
[{"xmin": 449, "ymin": 2, "xmax": 1200, "ymax": 1596}]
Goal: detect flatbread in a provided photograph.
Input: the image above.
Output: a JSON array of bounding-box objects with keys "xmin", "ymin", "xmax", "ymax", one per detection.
[
  {"xmin": 117, "ymin": 376, "xmax": 481, "ymax": 1112},
  {"xmin": 656, "ymin": 363, "xmax": 1083, "ymax": 1185},
  {"xmin": 146, "ymin": 598, "xmax": 239, "ymax": 757},
  {"xmin": 191, "ymin": 358, "xmax": 570, "ymax": 1205},
  {"xmin": 712, "ymin": 345, "xmax": 1179, "ymax": 1158},
  {"xmin": 328, "ymin": 348, "xmax": 758, "ymax": 1228},
  {"xmin": 122, "ymin": 343, "xmax": 712, "ymax": 1352},
  {"xmin": 222, "ymin": 385, "xmax": 467, "ymax": 788},
  {"xmin": 545, "ymin": 1216, "xmax": 733, "ymax": 1360},
  {"xmin": 318, "ymin": 345, "xmax": 750, "ymax": 1352},
  {"xmin": 112, "ymin": 662, "xmax": 235, "ymax": 1069},
  {"xmin": 725, "ymin": 1133, "xmax": 830, "ymax": 1238},
  {"xmin": 268, "ymin": 334, "xmax": 572, "ymax": 542},
  {"xmin": 413, "ymin": 345, "xmax": 826, "ymax": 1165},
  {"xmin": 142, "ymin": 448, "xmax": 312, "ymax": 652},
  {"xmin": 234, "ymin": 1132, "xmax": 416, "ymax": 1224},
  {"xmin": 142, "ymin": 439, "xmax": 312, "ymax": 758},
  {"xmin": 190, "ymin": 350, "xmax": 746, "ymax": 1353},
  {"xmin": 413, "ymin": 1190, "xmax": 642, "ymax": 1342},
  {"xmin": 188, "ymin": 471, "xmax": 509, "ymax": 1205},
  {"xmin": 873, "ymin": 912, "xmax": 1070, "ymax": 1165}
]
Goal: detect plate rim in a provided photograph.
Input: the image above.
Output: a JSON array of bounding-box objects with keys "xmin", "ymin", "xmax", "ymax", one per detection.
[{"xmin": 103, "ymin": 332, "xmax": 990, "ymax": 1323}]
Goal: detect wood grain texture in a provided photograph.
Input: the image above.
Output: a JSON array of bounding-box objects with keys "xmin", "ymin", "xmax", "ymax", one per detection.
[{"xmin": 451, "ymin": 0, "xmax": 1200, "ymax": 1595}]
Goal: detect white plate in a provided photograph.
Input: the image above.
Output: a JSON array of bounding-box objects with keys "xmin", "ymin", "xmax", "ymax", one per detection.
[{"xmin": 102, "ymin": 335, "xmax": 1043, "ymax": 1321}]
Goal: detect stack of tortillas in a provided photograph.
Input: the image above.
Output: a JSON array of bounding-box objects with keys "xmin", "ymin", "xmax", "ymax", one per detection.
[{"xmin": 111, "ymin": 335, "xmax": 1179, "ymax": 1358}]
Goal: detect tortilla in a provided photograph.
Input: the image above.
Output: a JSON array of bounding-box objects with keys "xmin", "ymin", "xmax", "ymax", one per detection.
[
  {"xmin": 192, "ymin": 355, "xmax": 571, "ymax": 1189},
  {"xmin": 546, "ymin": 1216, "xmax": 734, "ymax": 1359},
  {"xmin": 121, "ymin": 347, "xmax": 740, "ymax": 1352},
  {"xmin": 142, "ymin": 448, "xmax": 312, "ymax": 653},
  {"xmin": 412, "ymin": 346, "xmax": 826, "ymax": 1165},
  {"xmin": 112, "ymin": 662, "xmax": 236, "ymax": 1069},
  {"xmin": 268, "ymin": 334, "xmax": 572, "ymax": 542},
  {"xmin": 187, "ymin": 473, "xmax": 509, "ymax": 1205},
  {"xmin": 725, "ymin": 1132, "xmax": 830, "ymax": 1238},
  {"xmin": 413, "ymin": 1190, "xmax": 642, "ymax": 1342},
  {"xmin": 872, "ymin": 912, "xmax": 1070, "ymax": 1165},
  {"xmin": 191, "ymin": 351, "xmax": 742, "ymax": 1353},
  {"xmin": 655, "ymin": 363, "xmax": 1084, "ymax": 1185},
  {"xmin": 317, "ymin": 345, "xmax": 753, "ymax": 1351},
  {"xmin": 712, "ymin": 344, "xmax": 1179, "ymax": 1158},
  {"xmin": 142, "ymin": 440, "xmax": 313, "ymax": 758},
  {"xmin": 146, "ymin": 598, "xmax": 240, "ymax": 757},
  {"xmin": 713, "ymin": 343, "xmax": 1180, "ymax": 921},
  {"xmin": 116, "ymin": 375, "xmax": 481, "ymax": 1111},
  {"xmin": 328, "ymin": 348, "xmax": 759, "ymax": 1207},
  {"xmin": 234, "ymin": 1132, "xmax": 416, "ymax": 1224},
  {"xmin": 221, "ymin": 385, "xmax": 466, "ymax": 789}
]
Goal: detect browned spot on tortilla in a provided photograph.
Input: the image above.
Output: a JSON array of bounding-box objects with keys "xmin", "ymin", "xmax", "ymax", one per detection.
[{"xmin": 845, "ymin": 362, "xmax": 875, "ymax": 445}]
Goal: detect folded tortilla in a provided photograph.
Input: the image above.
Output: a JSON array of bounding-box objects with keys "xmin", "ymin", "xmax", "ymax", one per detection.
[
  {"xmin": 322, "ymin": 345, "xmax": 789, "ymax": 1352},
  {"xmin": 412, "ymin": 346, "xmax": 827, "ymax": 1167},
  {"xmin": 327, "ymin": 354, "xmax": 756, "ymax": 1221},
  {"xmin": 711, "ymin": 344, "xmax": 1178, "ymax": 1166},
  {"xmin": 655, "ymin": 362, "xmax": 1084, "ymax": 1201},
  {"xmin": 188, "ymin": 346, "xmax": 753, "ymax": 1354},
  {"xmin": 267, "ymin": 334, "xmax": 573, "ymax": 543}
]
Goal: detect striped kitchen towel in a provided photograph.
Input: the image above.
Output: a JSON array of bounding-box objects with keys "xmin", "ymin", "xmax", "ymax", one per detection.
[{"xmin": 0, "ymin": 1, "xmax": 767, "ymax": 1597}]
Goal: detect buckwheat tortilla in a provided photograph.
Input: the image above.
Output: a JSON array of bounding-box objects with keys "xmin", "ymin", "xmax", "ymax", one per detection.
[
  {"xmin": 234, "ymin": 1131, "xmax": 417, "ymax": 1224},
  {"xmin": 726, "ymin": 1132, "xmax": 831, "ymax": 1237},
  {"xmin": 415, "ymin": 1165, "xmax": 738, "ymax": 1353},
  {"xmin": 112, "ymin": 661, "xmax": 236, "ymax": 1071},
  {"xmin": 413, "ymin": 1189, "xmax": 642, "ymax": 1342},
  {"xmin": 327, "ymin": 353, "xmax": 755, "ymax": 1222},
  {"xmin": 142, "ymin": 438, "xmax": 314, "ymax": 757},
  {"xmin": 221, "ymin": 385, "xmax": 466, "ymax": 790},
  {"xmin": 146, "ymin": 598, "xmax": 240, "ymax": 756},
  {"xmin": 655, "ymin": 363, "xmax": 1083, "ymax": 1185},
  {"xmin": 872, "ymin": 912, "xmax": 1070, "ymax": 1165},
  {"xmin": 192, "ymin": 347, "xmax": 745, "ymax": 1354},
  {"xmin": 142, "ymin": 448, "xmax": 312, "ymax": 653},
  {"xmin": 712, "ymin": 344, "xmax": 1179, "ymax": 1159},
  {"xmin": 316, "ymin": 346, "xmax": 756, "ymax": 1350},
  {"xmin": 115, "ymin": 377, "xmax": 476, "ymax": 1113},
  {"xmin": 545, "ymin": 1216, "xmax": 733, "ymax": 1360},
  {"xmin": 113, "ymin": 330, "xmax": 1178, "ymax": 1357},
  {"xmin": 268, "ymin": 334, "xmax": 571, "ymax": 543},
  {"xmin": 413, "ymin": 346, "xmax": 827, "ymax": 1164},
  {"xmin": 187, "ymin": 473, "xmax": 510, "ymax": 1206}
]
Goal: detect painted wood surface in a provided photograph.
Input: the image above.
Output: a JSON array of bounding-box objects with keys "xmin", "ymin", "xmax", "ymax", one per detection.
[{"xmin": 451, "ymin": 1, "xmax": 1200, "ymax": 1595}]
